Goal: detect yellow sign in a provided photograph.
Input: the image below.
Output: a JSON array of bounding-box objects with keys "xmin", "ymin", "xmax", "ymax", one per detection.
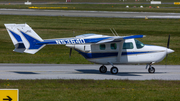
[
  {"xmin": 0, "ymin": 89, "xmax": 18, "ymax": 101},
  {"xmin": 174, "ymin": 2, "xmax": 180, "ymax": 5},
  {"xmin": 29, "ymin": 6, "xmax": 68, "ymax": 9}
]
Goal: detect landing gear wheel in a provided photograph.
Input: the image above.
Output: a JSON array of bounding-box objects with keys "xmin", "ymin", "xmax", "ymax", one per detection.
[
  {"xmin": 148, "ymin": 67, "xmax": 155, "ymax": 73},
  {"xmin": 110, "ymin": 67, "xmax": 118, "ymax": 74},
  {"xmin": 99, "ymin": 65, "xmax": 107, "ymax": 73}
]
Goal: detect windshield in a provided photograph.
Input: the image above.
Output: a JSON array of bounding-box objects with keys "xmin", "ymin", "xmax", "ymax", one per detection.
[{"xmin": 135, "ymin": 39, "xmax": 144, "ymax": 49}]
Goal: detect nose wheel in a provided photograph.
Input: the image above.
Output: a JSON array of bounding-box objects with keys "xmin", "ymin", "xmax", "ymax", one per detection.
[
  {"xmin": 147, "ymin": 63, "xmax": 155, "ymax": 73},
  {"xmin": 148, "ymin": 67, "xmax": 155, "ymax": 73}
]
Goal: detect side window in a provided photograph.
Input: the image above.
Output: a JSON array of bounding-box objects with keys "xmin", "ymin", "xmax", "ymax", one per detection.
[
  {"xmin": 123, "ymin": 42, "xmax": 134, "ymax": 49},
  {"xmin": 100, "ymin": 44, "xmax": 106, "ymax": 50},
  {"xmin": 111, "ymin": 43, "xmax": 117, "ymax": 50}
]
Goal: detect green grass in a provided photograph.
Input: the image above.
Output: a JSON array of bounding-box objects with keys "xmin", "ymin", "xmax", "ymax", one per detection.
[
  {"xmin": 0, "ymin": 79, "xmax": 180, "ymax": 101},
  {"xmin": 0, "ymin": 15, "xmax": 180, "ymax": 64}
]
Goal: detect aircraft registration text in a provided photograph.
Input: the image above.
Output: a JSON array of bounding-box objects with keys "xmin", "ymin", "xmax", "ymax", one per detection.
[{"xmin": 55, "ymin": 38, "xmax": 85, "ymax": 44}]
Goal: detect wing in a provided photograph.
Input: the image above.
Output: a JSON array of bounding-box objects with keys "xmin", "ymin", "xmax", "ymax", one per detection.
[
  {"xmin": 97, "ymin": 35, "xmax": 145, "ymax": 44},
  {"xmin": 38, "ymin": 35, "xmax": 145, "ymax": 45}
]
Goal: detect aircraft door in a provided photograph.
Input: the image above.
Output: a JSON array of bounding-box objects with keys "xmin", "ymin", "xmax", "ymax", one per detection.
[
  {"xmin": 84, "ymin": 45, "xmax": 91, "ymax": 52},
  {"xmin": 121, "ymin": 39, "xmax": 139, "ymax": 63}
]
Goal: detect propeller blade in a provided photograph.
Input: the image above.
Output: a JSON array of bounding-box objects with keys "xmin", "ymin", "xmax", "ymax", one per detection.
[
  {"xmin": 166, "ymin": 34, "xmax": 170, "ymax": 65},
  {"xmin": 69, "ymin": 48, "xmax": 72, "ymax": 58},
  {"xmin": 167, "ymin": 34, "xmax": 170, "ymax": 48}
]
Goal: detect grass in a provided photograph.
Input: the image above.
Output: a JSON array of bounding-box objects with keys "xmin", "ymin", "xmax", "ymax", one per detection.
[
  {"xmin": 0, "ymin": 13, "xmax": 180, "ymax": 101},
  {"xmin": 0, "ymin": 15, "xmax": 180, "ymax": 64},
  {"xmin": 0, "ymin": 79, "xmax": 180, "ymax": 101}
]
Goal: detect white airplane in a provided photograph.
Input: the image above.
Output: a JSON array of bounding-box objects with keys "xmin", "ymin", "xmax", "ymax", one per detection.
[{"xmin": 5, "ymin": 23, "xmax": 174, "ymax": 74}]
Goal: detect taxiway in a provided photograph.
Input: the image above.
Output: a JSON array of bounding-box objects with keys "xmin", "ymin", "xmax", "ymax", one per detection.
[
  {"xmin": 0, "ymin": 9, "xmax": 180, "ymax": 19},
  {"xmin": 0, "ymin": 64, "xmax": 179, "ymax": 80}
]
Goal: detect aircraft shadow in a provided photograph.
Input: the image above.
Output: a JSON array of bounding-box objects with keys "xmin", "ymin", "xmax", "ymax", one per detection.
[
  {"xmin": 76, "ymin": 69, "xmax": 166, "ymax": 76},
  {"xmin": 76, "ymin": 69, "xmax": 141, "ymax": 76},
  {"xmin": 12, "ymin": 71, "xmax": 39, "ymax": 74}
]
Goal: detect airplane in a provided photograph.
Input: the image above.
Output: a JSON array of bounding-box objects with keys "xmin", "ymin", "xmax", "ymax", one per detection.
[{"xmin": 4, "ymin": 23, "xmax": 174, "ymax": 74}]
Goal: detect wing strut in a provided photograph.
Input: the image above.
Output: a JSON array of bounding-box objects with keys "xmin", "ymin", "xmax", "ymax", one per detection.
[{"xmin": 116, "ymin": 40, "xmax": 124, "ymax": 62}]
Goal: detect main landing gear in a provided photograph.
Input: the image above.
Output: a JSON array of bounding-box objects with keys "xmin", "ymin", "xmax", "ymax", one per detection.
[
  {"xmin": 146, "ymin": 63, "xmax": 155, "ymax": 73},
  {"xmin": 99, "ymin": 65, "xmax": 118, "ymax": 74},
  {"xmin": 99, "ymin": 65, "xmax": 107, "ymax": 73},
  {"xmin": 110, "ymin": 66, "xmax": 118, "ymax": 74}
]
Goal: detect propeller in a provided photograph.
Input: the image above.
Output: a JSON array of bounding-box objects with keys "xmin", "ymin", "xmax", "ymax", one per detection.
[
  {"xmin": 167, "ymin": 34, "xmax": 170, "ymax": 48},
  {"xmin": 166, "ymin": 34, "xmax": 170, "ymax": 65},
  {"xmin": 69, "ymin": 48, "xmax": 72, "ymax": 58}
]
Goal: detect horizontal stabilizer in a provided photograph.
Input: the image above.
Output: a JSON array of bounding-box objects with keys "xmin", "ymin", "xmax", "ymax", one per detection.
[{"xmin": 13, "ymin": 42, "xmax": 26, "ymax": 53}]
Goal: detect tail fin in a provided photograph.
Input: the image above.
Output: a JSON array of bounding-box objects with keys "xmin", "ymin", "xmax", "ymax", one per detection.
[
  {"xmin": 4, "ymin": 24, "xmax": 26, "ymax": 53},
  {"xmin": 4, "ymin": 24, "xmax": 46, "ymax": 54}
]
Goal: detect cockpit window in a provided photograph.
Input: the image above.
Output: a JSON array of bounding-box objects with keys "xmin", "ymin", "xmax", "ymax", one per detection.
[
  {"xmin": 123, "ymin": 42, "xmax": 134, "ymax": 49},
  {"xmin": 111, "ymin": 43, "xmax": 117, "ymax": 50},
  {"xmin": 100, "ymin": 44, "xmax": 106, "ymax": 50},
  {"xmin": 135, "ymin": 39, "xmax": 144, "ymax": 49}
]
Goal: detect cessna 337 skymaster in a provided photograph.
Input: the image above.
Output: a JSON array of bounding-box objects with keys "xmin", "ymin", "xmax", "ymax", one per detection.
[{"xmin": 5, "ymin": 24, "xmax": 174, "ymax": 74}]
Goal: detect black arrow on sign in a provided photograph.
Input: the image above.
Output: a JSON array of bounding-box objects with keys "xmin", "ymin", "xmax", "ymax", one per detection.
[{"xmin": 3, "ymin": 96, "xmax": 12, "ymax": 101}]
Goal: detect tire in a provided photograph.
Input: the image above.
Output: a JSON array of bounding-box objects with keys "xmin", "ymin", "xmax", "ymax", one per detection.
[
  {"xmin": 99, "ymin": 65, "xmax": 107, "ymax": 73},
  {"xmin": 148, "ymin": 67, "xmax": 155, "ymax": 73},
  {"xmin": 110, "ymin": 67, "xmax": 118, "ymax": 74}
]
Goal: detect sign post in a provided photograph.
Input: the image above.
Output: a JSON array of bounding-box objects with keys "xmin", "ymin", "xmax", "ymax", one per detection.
[{"xmin": 0, "ymin": 89, "xmax": 19, "ymax": 101}]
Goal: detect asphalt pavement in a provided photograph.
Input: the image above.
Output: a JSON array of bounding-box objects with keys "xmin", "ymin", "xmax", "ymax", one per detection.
[
  {"xmin": 0, "ymin": 64, "xmax": 179, "ymax": 80},
  {"xmin": 0, "ymin": 9, "xmax": 180, "ymax": 19}
]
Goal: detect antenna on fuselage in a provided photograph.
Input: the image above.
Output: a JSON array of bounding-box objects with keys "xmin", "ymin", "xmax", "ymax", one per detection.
[
  {"xmin": 113, "ymin": 28, "xmax": 119, "ymax": 36},
  {"xmin": 110, "ymin": 28, "xmax": 116, "ymax": 36},
  {"xmin": 110, "ymin": 28, "xmax": 119, "ymax": 36}
]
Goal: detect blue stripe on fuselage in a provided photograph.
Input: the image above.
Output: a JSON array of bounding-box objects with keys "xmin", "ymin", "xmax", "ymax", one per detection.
[
  {"xmin": 39, "ymin": 37, "xmax": 112, "ymax": 45},
  {"xmin": 75, "ymin": 50, "xmax": 157, "ymax": 59}
]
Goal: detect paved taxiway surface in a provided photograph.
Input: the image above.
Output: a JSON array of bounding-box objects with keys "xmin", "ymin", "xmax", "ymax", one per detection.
[
  {"xmin": 0, "ymin": 9, "xmax": 180, "ymax": 19},
  {"xmin": 0, "ymin": 64, "xmax": 179, "ymax": 80},
  {"xmin": 0, "ymin": 2, "xmax": 175, "ymax": 5}
]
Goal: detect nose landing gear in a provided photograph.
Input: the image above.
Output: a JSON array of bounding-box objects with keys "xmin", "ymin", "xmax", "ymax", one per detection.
[{"xmin": 146, "ymin": 63, "xmax": 155, "ymax": 73}]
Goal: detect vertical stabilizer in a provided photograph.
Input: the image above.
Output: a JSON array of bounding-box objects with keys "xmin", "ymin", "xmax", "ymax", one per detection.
[
  {"xmin": 4, "ymin": 24, "xmax": 25, "ymax": 53},
  {"xmin": 4, "ymin": 24, "xmax": 46, "ymax": 54}
]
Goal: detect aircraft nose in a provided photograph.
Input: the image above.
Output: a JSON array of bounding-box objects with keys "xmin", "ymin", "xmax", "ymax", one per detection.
[{"xmin": 166, "ymin": 48, "xmax": 174, "ymax": 54}]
